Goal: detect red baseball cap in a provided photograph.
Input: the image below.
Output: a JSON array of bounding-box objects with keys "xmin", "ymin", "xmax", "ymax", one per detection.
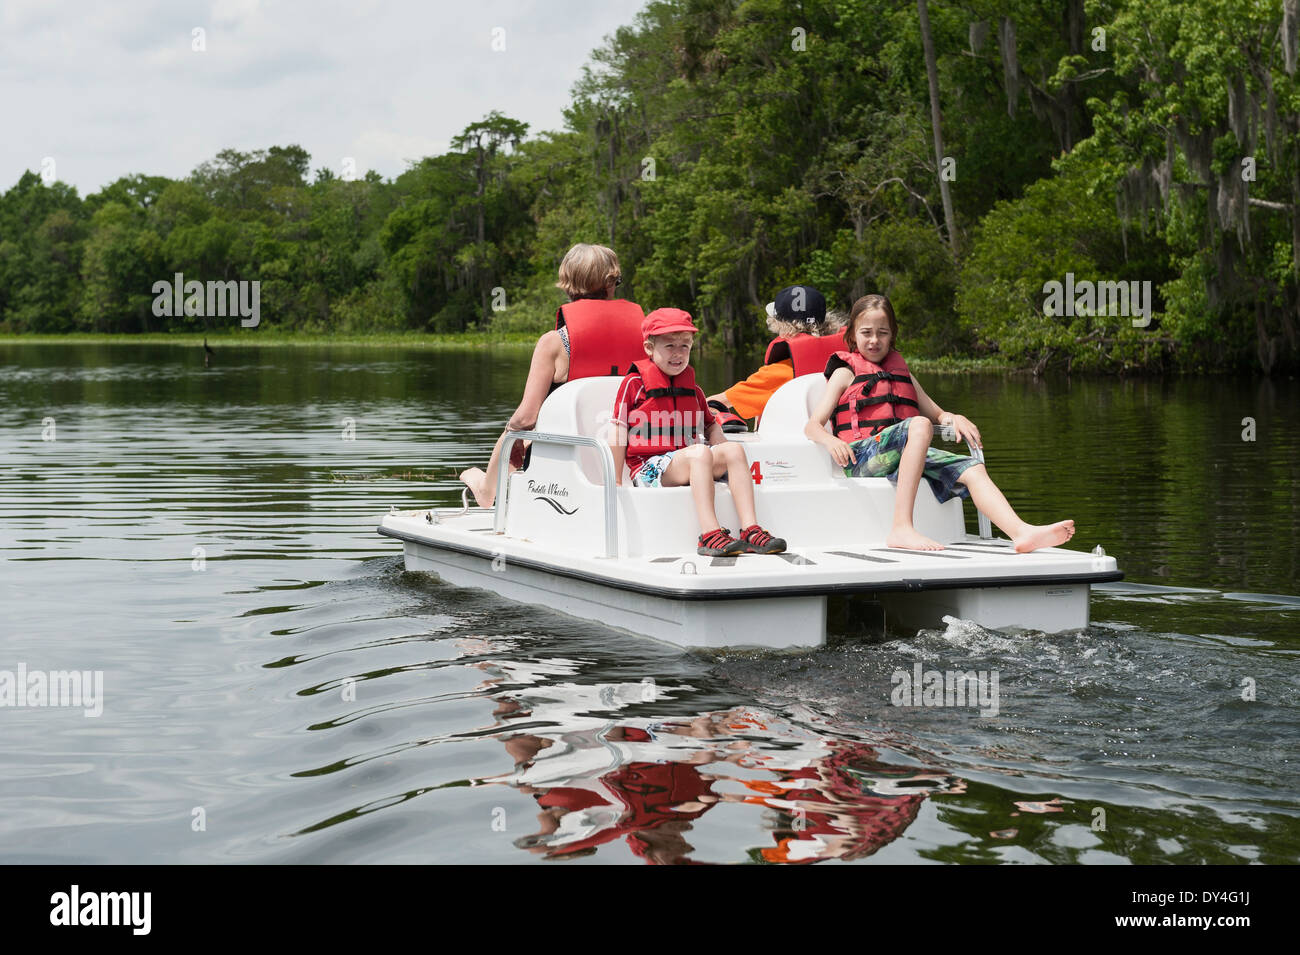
[{"xmin": 642, "ymin": 308, "xmax": 698, "ymax": 339}]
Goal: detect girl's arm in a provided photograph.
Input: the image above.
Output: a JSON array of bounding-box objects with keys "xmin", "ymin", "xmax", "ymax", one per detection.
[
  {"xmin": 507, "ymin": 330, "xmax": 565, "ymax": 431},
  {"xmin": 704, "ymin": 421, "xmax": 726, "ymax": 446},
  {"xmin": 911, "ymin": 374, "xmax": 982, "ymax": 449},
  {"xmin": 804, "ymin": 367, "xmax": 857, "ymax": 468}
]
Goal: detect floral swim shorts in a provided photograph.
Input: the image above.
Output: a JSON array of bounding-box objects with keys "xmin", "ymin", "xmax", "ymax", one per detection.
[
  {"xmin": 845, "ymin": 417, "xmax": 980, "ymax": 503},
  {"xmin": 631, "ymin": 452, "xmax": 677, "ymax": 488}
]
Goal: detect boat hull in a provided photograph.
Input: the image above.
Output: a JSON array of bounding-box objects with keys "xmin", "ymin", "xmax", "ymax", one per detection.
[{"xmin": 381, "ymin": 514, "xmax": 1119, "ymax": 650}]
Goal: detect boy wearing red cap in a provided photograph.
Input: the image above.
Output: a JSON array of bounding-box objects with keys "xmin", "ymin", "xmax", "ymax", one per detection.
[{"xmin": 611, "ymin": 308, "xmax": 786, "ymax": 557}]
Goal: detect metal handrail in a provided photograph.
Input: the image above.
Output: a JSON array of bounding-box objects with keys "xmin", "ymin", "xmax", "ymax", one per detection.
[
  {"xmin": 940, "ymin": 419, "xmax": 993, "ymax": 540},
  {"xmin": 967, "ymin": 440, "xmax": 992, "ymax": 540},
  {"xmin": 493, "ymin": 431, "xmax": 620, "ymax": 558}
]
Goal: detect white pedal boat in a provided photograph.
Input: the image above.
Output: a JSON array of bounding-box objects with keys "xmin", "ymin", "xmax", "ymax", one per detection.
[{"xmin": 379, "ymin": 374, "xmax": 1122, "ymax": 650}]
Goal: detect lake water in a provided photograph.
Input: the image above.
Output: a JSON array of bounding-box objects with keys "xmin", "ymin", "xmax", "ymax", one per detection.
[{"xmin": 1, "ymin": 343, "xmax": 1296, "ymax": 864}]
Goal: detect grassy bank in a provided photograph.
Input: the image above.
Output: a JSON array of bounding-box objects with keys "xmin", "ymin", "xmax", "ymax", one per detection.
[
  {"xmin": 0, "ymin": 330, "xmax": 541, "ymax": 349},
  {"xmin": 0, "ymin": 331, "xmax": 1014, "ymax": 373}
]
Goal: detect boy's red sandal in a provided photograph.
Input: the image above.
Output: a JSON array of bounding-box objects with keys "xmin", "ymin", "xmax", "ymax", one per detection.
[
  {"xmin": 738, "ymin": 525, "xmax": 786, "ymax": 555},
  {"xmin": 698, "ymin": 528, "xmax": 747, "ymax": 556}
]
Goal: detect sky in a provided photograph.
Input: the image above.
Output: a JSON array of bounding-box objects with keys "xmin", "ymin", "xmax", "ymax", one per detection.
[{"xmin": 0, "ymin": 0, "xmax": 651, "ymax": 196}]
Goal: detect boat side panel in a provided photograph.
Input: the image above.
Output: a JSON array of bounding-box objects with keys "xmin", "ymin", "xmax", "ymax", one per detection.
[
  {"xmin": 880, "ymin": 583, "xmax": 1091, "ymax": 634},
  {"xmin": 400, "ymin": 538, "xmax": 827, "ymax": 650}
]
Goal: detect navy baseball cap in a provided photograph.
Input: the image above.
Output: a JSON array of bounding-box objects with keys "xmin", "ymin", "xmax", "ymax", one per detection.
[{"xmin": 766, "ymin": 285, "xmax": 826, "ymax": 327}]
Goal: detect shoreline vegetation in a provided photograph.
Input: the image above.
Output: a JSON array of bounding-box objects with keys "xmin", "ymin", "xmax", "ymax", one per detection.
[
  {"xmin": 0, "ymin": 332, "xmax": 1012, "ymax": 373},
  {"xmin": 2, "ymin": 1, "xmax": 1296, "ymax": 375},
  {"xmin": 0, "ymin": 332, "xmax": 1011, "ymax": 374}
]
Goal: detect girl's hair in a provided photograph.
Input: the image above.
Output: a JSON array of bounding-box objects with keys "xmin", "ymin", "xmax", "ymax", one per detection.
[
  {"xmin": 843, "ymin": 294, "xmax": 898, "ymax": 352},
  {"xmin": 765, "ymin": 309, "xmax": 847, "ymax": 339},
  {"xmin": 556, "ymin": 244, "xmax": 621, "ymax": 299}
]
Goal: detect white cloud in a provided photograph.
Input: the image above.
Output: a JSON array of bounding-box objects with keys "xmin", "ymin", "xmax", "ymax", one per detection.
[{"xmin": 1, "ymin": 0, "xmax": 649, "ymax": 195}]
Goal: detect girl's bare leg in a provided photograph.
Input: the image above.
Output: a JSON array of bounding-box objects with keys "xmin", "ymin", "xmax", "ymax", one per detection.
[
  {"xmin": 958, "ymin": 464, "xmax": 1074, "ymax": 552},
  {"xmin": 886, "ymin": 418, "xmax": 944, "ymax": 550}
]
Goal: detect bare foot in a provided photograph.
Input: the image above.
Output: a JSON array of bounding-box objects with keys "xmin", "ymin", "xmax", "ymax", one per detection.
[
  {"xmin": 1013, "ymin": 519, "xmax": 1075, "ymax": 553},
  {"xmin": 458, "ymin": 467, "xmax": 495, "ymax": 509},
  {"xmin": 886, "ymin": 527, "xmax": 945, "ymax": 551}
]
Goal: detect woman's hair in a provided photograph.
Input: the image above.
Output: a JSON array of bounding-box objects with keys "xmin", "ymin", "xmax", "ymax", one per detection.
[
  {"xmin": 843, "ymin": 294, "xmax": 898, "ymax": 352},
  {"xmin": 764, "ymin": 308, "xmax": 847, "ymax": 339},
  {"xmin": 556, "ymin": 244, "xmax": 621, "ymax": 299}
]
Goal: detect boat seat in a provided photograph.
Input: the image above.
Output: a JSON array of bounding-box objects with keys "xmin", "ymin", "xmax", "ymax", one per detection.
[
  {"xmin": 534, "ymin": 376, "xmax": 630, "ymax": 484},
  {"xmin": 511, "ymin": 370, "xmax": 964, "ymax": 556},
  {"xmin": 757, "ymin": 373, "xmax": 833, "ymax": 439}
]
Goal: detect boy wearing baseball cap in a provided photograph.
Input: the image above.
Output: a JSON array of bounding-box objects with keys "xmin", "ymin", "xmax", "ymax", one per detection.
[
  {"xmin": 707, "ymin": 285, "xmax": 845, "ymax": 431},
  {"xmin": 610, "ymin": 308, "xmax": 786, "ymax": 557}
]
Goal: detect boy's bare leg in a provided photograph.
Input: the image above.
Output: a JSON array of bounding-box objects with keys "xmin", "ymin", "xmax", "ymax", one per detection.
[
  {"xmin": 886, "ymin": 418, "xmax": 944, "ymax": 550},
  {"xmin": 712, "ymin": 444, "xmax": 758, "ymax": 527},
  {"xmin": 958, "ymin": 465, "xmax": 1074, "ymax": 552},
  {"xmin": 661, "ymin": 446, "xmax": 722, "ymax": 532}
]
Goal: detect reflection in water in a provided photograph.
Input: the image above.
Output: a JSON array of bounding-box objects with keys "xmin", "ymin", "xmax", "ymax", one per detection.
[
  {"xmin": 461, "ymin": 650, "xmax": 964, "ymax": 864},
  {"xmin": 3, "ymin": 345, "xmax": 1297, "ymax": 864}
]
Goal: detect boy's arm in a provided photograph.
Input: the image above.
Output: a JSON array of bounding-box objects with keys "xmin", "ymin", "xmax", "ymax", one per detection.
[
  {"xmin": 712, "ymin": 361, "xmax": 794, "ymax": 419},
  {"xmin": 610, "ymin": 373, "xmax": 637, "ymax": 485},
  {"xmin": 804, "ymin": 367, "xmax": 856, "ymax": 467},
  {"xmin": 912, "ymin": 374, "xmax": 982, "ymax": 449},
  {"xmin": 610, "ymin": 422, "xmax": 628, "ymax": 485},
  {"xmin": 705, "ymin": 421, "xmax": 726, "ymax": 446}
]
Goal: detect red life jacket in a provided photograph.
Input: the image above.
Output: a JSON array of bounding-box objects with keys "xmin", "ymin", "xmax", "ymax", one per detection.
[
  {"xmin": 555, "ymin": 299, "xmax": 646, "ymax": 380},
  {"xmin": 829, "ymin": 349, "xmax": 920, "ymax": 441},
  {"xmin": 764, "ymin": 333, "xmax": 845, "ymax": 377},
  {"xmin": 626, "ymin": 359, "xmax": 706, "ymax": 457}
]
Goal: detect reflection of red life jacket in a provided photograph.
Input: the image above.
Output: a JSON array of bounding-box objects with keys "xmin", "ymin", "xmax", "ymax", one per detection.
[
  {"xmin": 555, "ymin": 299, "xmax": 646, "ymax": 380},
  {"xmin": 626, "ymin": 359, "xmax": 706, "ymax": 457},
  {"xmin": 829, "ymin": 349, "xmax": 920, "ymax": 441},
  {"xmin": 764, "ymin": 333, "xmax": 845, "ymax": 377}
]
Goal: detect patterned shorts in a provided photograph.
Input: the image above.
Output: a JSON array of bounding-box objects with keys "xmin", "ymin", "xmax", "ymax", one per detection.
[
  {"xmin": 845, "ymin": 418, "xmax": 980, "ymax": 503},
  {"xmin": 631, "ymin": 452, "xmax": 677, "ymax": 488}
]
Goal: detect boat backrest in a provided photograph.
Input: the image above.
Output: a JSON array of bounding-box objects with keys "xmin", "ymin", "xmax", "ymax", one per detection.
[
  {"xmin": 534, "ymin": 377, "xmax": 626, "ymax": 483},
  {"xmin": 757, "ymin": 374, "xmax": 833, "ymax": 439}
]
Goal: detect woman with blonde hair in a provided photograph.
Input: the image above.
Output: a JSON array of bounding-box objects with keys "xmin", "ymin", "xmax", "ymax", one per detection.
[{"xmin": 459, "ymin": 244, "xmax": 645, "ymax": 507}]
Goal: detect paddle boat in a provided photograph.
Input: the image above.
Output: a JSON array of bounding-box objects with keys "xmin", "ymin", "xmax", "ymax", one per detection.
[{"xmin": 378, "ymin": 374, "xmax": 1122, "ymax": 650}]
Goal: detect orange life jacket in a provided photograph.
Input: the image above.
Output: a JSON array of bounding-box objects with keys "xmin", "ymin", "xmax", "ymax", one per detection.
[
  {"xmin": 829, "ymin": 349, "xmax": 920, "ymax": 441},
  {"xmin": 555, "ymin": 299, "xmax": 646, "ymax": 380},
  {"xmin": 764, "ymin": 333, "xmax": 845, "ymax": 377},
  {"xmin": 625, "ymin": 359, "xmax": 706, "ymax": 457}
]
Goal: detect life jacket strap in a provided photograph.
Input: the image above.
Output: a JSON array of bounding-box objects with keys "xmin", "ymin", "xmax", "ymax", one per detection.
[{"xmin": 643, "ymin": 386, "xmax": 696, "ymax": 399}]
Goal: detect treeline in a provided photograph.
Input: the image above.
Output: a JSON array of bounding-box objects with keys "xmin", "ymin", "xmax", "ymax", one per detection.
[{"xmin": 1, "ymin": 0, "xmax": 1297, "ymax": 373}]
